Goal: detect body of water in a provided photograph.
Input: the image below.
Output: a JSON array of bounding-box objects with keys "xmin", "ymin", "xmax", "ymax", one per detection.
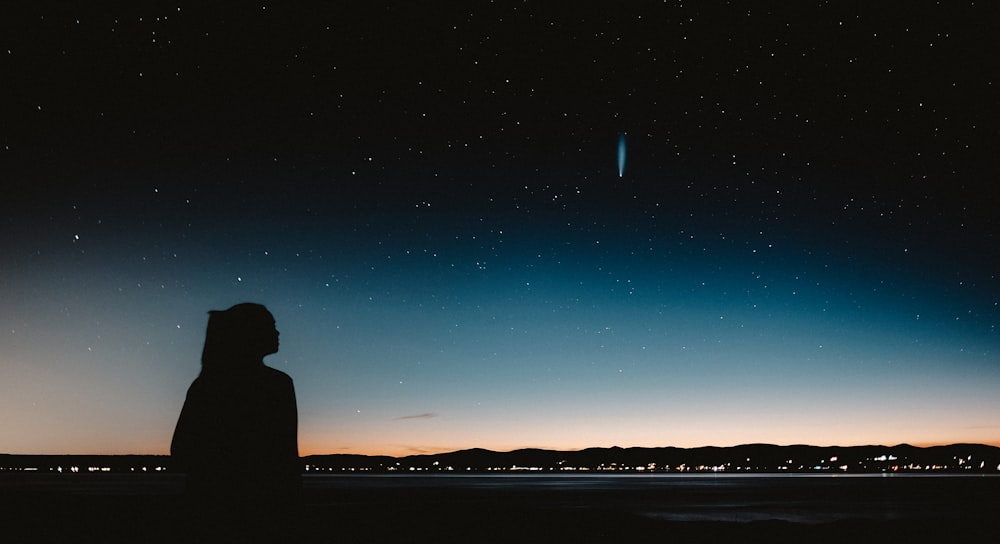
[
  {"xmin": 302, "ymin": 473, "xmax": 1000, "ymax": 524},
  {"xmin": 5, "ymin": 472, "xmax": 998, "ymax": 524}
]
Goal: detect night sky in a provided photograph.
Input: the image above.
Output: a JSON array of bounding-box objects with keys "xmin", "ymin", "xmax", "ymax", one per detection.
[{"xmin": 3, "ymin": 3, "xmax": 998, "ymax": 456}]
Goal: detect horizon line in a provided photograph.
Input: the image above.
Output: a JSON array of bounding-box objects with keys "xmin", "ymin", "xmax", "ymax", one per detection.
[{"xmin": 6, "ymin": 441, "xmax": 1000, "ymax": 458}]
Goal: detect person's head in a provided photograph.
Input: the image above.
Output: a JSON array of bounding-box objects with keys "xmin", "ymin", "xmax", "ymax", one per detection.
[{"xmin": 200, "ymin": 303, "xmax": 279, "ymax": 374}]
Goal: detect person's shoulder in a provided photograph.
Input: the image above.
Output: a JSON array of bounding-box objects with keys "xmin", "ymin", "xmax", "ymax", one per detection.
[
  {"xmin": 186, "ymin": 375, "xmax": 207, "ymax": 393},
  {"xmin": 260, "ymin": 365, "xmax": 293, "ymax": 383}
]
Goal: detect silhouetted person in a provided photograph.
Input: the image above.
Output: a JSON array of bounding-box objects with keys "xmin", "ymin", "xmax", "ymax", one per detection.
[{"xmin": 171, "ymin": 303, "xmax": 300, "ymax": 539}]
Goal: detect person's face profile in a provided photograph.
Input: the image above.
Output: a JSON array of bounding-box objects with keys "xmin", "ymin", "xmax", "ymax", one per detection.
[
  {"xmin": 260, "ymin": 316, "xmax": 279, "ymax": 356},
  {"xmin": 267, "ymin": 320, "xmax": 279, "ymax": 355}
]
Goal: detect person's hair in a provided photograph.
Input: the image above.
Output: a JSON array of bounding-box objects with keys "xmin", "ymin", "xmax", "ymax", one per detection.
[{"xmin": 200, "ymin": 303, "xmax": 275, "ymax": 375}]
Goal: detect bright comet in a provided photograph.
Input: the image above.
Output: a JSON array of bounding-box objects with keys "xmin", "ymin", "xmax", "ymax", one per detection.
[{"xmin": 617, "ymin": 133, "xmax": 626, "ymax": 177}]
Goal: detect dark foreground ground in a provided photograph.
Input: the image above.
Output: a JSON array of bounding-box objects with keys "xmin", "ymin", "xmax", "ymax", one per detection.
[{"xmin": 2, "ymin": 475, "xmax": 997, "ymax": 543}]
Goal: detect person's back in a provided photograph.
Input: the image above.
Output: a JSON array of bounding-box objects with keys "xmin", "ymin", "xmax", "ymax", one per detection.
[{"xmin": 172, "ymin": 364, "xmax": 300, "ymax": 501}]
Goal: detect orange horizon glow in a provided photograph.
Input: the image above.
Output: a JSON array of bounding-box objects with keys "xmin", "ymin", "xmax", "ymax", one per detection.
[
  {"xmin": 8, "ymin": 438, "xmax": 1000, "ymax": 458},
  {"xmin": 297, "ymin": 441, "xmax": 1000, "ymax": 459}
]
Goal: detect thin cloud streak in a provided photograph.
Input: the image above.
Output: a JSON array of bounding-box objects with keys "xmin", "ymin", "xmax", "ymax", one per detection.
[{"xmin": 394, "ymin": 412, "xmax": 438, "ymax": 421}]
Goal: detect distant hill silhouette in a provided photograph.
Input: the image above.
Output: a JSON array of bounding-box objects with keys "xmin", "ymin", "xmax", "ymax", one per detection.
[
  {"xmin": 4, "ymin": 444, "xmax": 999, "ymax": 474},
  {"xmin": 302, "ymin": 443, "xmax": 1000, "ymax": 473}
]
